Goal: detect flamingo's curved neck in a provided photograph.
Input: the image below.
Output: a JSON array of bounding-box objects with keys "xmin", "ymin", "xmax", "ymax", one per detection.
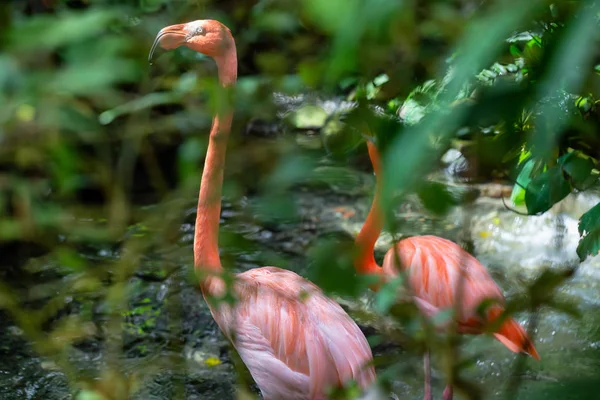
[
  {"xmin": 355, "ymin": 141, "xmax": 384, "ymax": 275},
  {"xmin": 193, "ymin": 48, "xmax": 237, "ymax": 278}
]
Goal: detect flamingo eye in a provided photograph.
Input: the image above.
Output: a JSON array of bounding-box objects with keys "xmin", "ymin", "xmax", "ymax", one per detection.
[{"xmin": 186, "ymin": 24, "xmax": 204, "ymax": 40}]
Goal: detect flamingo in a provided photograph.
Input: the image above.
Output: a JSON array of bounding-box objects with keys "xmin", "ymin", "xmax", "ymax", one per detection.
[
  {"xmin": 149, "ymin": 20, "xmax": 376, "ymax": 399},
  {"xmin": 354, "ymin": 136, "xmax": 540, "ymax": 400}
]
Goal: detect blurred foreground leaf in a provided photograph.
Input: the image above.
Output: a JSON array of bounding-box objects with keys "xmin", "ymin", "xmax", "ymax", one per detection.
[
  {"xmin": 374, "ymin": 276, "xmax": 403, "ymax": 315},
  {"xmin": 306, "ymin": 234, "xmax": 368, "ymax": 297},
  {"xmin": 577, "ymin": 203, "xmax": 600, "ymax": 261},
  {"xmin": 76, "ymin": 390, "xmax": 107, "ymax": 400},
  {"xmin": 524, "ymin": 165, "xmax": 570, "ymax": 214},
  {"xmin": 559, "ymin": 151, "xmax": 597, "ymax": 190},
  {"xmin": 510, "ymin": 158, "xmax": 535, "ymax": 206},
  {"xmin": 417, "ymin": 182, "xmax": 458, "ymax": 216},
  {"xmin": 8, "ymin": 10, "xmax": 118, "ymax": 50}
]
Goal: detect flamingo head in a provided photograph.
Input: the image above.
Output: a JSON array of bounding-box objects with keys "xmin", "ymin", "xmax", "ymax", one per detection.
[{"xmin": 149, "ymin": 19, "xmax": 234, "ymax": 63}]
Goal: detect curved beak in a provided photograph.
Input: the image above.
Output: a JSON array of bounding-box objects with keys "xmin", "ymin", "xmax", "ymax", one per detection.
[{"xmin": 148, "ymin": 23, "xmax": 187, "ymax": 64}]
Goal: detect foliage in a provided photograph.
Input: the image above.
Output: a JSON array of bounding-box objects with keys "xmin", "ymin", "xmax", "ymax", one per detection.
[{"xmin": 577, "ymin": 203, "xmax": 600, "ymax": 261}]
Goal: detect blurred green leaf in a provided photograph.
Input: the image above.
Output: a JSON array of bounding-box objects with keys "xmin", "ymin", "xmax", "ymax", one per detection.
[
  {"xmin": 373, "ymin": 74, "xmax": 389, "ymax": 87},
  {"xmin": 265, "ymin": 154, "xmax": 316, "ymax": 189},
  {"xmin": 287, "ymin": 105, "xmax": 328, "ymax": 129},
  {"xmin": 417, "ymin": 182, "xmax": 457, "ymax": 216},
  {"xmin": 545, "ymin": 297, "xmax": 581, "ymax": 319},
  {"xmin": 528, "ymin": 267, "xmax": 576, "ymax": 306},
  {"xmin": 178, "ymin": 137, "xmax": 208, "ymax": 184},
  {"xmin": 531, "ymin": 0, "xmax": 600, "ymax": 159},
  {"xmin": 577, "ymin": 203, "xmax": 600, "ymax": 261},
  {"xmin": 252, "ymin": 195, "xmax": 298, "ymax": 223},
  {"xmin": 8, "ymin": 10, "xmax": 118, "ymax": 50},
  {"xmin": 141, "ymin": 0, "xmax": 167, "ymax": 13},
  {"xmin": 524, "ymin": 165, "xmax": 571, "ymax": 214},
  {"xmin": 510, "ymin": 158, "xmax": 535, "ymax": 206},
  {"xmin": 76, "ymin": 390, "xmax": 107, "ymax": 400},
  {"xmin": 431, "ymin": 308, "xmax": 454, "ymax": 327},
  {"xmin": 306, "ymin": 166, "xmax": 362, "ymax": 193},
  {"xmin": 578, "ymin": 203, "xmax": 600, "ymax": 236},
  {"xmin": 100, "ymin": 92, "xmax": 182, "ymax": 125},
  {"xmin": 374, "ymin": 276, "xmax": 403, "ymax": 314},
  {"xmin": 53, "ymin": 60, "xmax": 138, "ymax": 95},
  {"xmin": 306, "ymin": 235, "xmax": 366, "ymax": 297},
  {"xmin": 253, "ymin": 11, "xmax": 299, "ymax": 33},
  {"xmin": 56, "ymin": 247, "xmax": 86, "ymax": 272},
  {"xmin": 558, "ymin": 151, "xmax": 597, "ymax": 190},
  {"xmin": 382, "ymin": 0, "xmax": 546, "ymax": 212}
]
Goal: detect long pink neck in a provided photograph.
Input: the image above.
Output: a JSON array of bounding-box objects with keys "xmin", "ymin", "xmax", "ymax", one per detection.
[
  {"xmin": 193, "ymin": 48, "xmax": 237, "ymax": 278},
  {"xmin": 354, "ymin": 141, "xmax": 384, "ymax": 275}
]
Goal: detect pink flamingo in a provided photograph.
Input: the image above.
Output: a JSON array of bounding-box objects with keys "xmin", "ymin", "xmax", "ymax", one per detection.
[
  {"xmin": 354, "ymin": 137, "xmax": 540, "ymax": 400},
  {"xmin": 149, "ymin": 20, "xmax": 376, "ymax": 399}
]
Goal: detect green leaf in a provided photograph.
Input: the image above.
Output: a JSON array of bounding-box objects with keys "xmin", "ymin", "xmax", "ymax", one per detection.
[
  {"xmin": 558, "ymin": 151, "xmax": 597, "ymax": 190},
  {"xmin": 417, "ymin": 182, "xmax": 457, "ymax": 216},
  {"xmin": 140, "ymin": 0, "xmax": 167, "ymax": 12},
  {"xmin": 545, "ymin": 297, "xmax": 581, "ymax": 319},
  {"xmin": 8, "ymin": 10, "xmax": 117, "ymax": 50},
  {"xmin": 524, "ymin": 166, "xmax": 571, "ymax": 214},
  {"xmin": 306, "ymin": 166, "xmax": 362, "ymax": 193},
  {"xmin": 577, "ymin": 231, "xmax": 600, "ymax": 262},
  {"xmin": 99, "ymin": 92, "xmax": 182, "ymax": 125},
  {"xmin": 381, "ymin": 0, "xmax": 545, "ymax": 214},
  {"xmin": 373, "ymin": 73, "xmax": 390, "ymax": 86},
  {"xmin": 286, "ymin": 105, "xmax": 328, "ymax": 129},
  {"xmin": 56, "ymin": 247, "xmax": 86, "ymax": 272},
  {"xmin": 252, "ymin": 195, "xmax": 297, "ymax": 223},
  {"xmin": 578, "ymin": 202, "xmax": 600, "ymax": 236},
  {"xmin": 509, "ymin": 44, "xmax": 521, "ymax": 57},
  {"xmin": 76, "ymin": 391, "xmax": 107, "ymax": 400},
  {"xmin": 531, "ymin": 0, "xmax": 600, "ymax": 159},
  {"xmin": 266, "ymin": 155, "xmax": 315, "ymax": 189},
  {"xmin": 254, "ymin": 11, "xmax": 299, "ymax": 33},
  {"xmin": 305, "ymin": 235, "xmax": 366, "ymax": 297},
  {"xmin": 53, "ymin": 59, "xmax": 138, "ymax": 95},
  {"xmin": 431, "ymin": 308, "xmax": 454, "ymax": 327},
  {"xmin": 374, "ymin": 276, "xmax": 403, "ymax": 314},
  {"xmin": 510, "ymin": 158, "xmax": 535, "ymax": 206},
  {"xmin": 178, "ymin": 137, "xmax": 207, "ymax": 184},
  {"xmin": 576, "ymin": 203, "xmax": 600, "ymax": 261},
  {"xmin": 528, "ymin": 267, "xmax": 577, "ymax": 306},
  {"xmin": 575, "ymin": 95, "xmax": 593, "ymax": 113}
]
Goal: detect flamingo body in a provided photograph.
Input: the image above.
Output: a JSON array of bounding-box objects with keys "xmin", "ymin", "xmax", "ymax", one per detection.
[
  {"xmin": 354, "ymin": 140, "xmax": 539, "ymax": 399},
  {"xmin": 150, "ymin": 19, "xmax": 376, "ymax": 400},
  {"xmin": 206, "ymin": 267, "xmax": 376, "ymax": 400},
  {"xmin": 382, "ymin": 235, "xmax": 539, "ymax": 356}
]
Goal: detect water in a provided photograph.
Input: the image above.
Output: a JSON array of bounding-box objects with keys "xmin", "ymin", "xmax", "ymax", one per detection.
[{"xmin": 1, "ymin": 175, "xmax": 599, "ymax": 399}]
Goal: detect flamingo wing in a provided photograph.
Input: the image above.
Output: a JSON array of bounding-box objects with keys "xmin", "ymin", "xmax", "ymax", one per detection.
[
  {"xmin": 382, "ymin": 235, "xmax": 540, "ymax": 358},
  {"xmin": 383, "ymin": 235, "xmax": 504, "ymax": 325},
  {"xmin": 208, "ymin": 267, "xmax": 376, "ymax": 400}
]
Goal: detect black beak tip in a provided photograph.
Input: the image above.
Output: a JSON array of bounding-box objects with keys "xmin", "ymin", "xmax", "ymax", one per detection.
[
  {"xmin": 148, "ymin": 48, "xmax": 158, "ymax": 65},
  {"xmin": 148, "ymin": 33, "xmax": 163, "ymax": 66}
]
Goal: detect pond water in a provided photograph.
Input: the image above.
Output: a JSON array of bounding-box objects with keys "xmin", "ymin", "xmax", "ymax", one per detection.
[{"xmin": 1, "ymin": 168, "xmax": 599, "ymax": 399}]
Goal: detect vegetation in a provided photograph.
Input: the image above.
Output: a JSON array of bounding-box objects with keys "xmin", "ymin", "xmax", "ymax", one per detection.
[{"xmin": 0, "ymin": 0, "xmax": 599, "ymax": 399}]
